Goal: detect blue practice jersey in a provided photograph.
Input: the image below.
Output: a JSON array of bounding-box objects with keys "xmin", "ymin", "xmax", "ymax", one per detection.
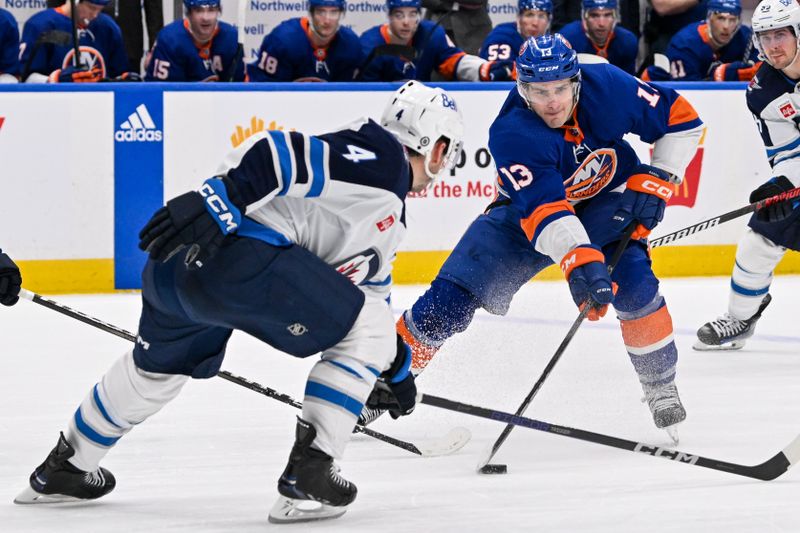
[
  {"xmin": 247, "ymin": 17, "xmax": 362, "ymax": 82},
  {"xmin": 359, "ymin": 20, "xmax": 465, "ymax": 81},
  {"xmin": 648, "ymin": 22, "xmax": 758, "ymax": 81},
  {"xmin": 488, "ymin": 63, "xmax": 703, "ymax": 252},
  {"xmin": 145, "ymin": 19, "xmax": 244, "ymax": 81},
  {"xmin": 478, "ymin": 22, "xmax": 524, "ymax": 62},
  {"xmin": 0, "ymin": 8, "xmax": 20, "ymax": 77},
  {"xmin": 19, "ymin": 7, "xmax": 128, "ymax": 79},
  {"xmin": 559, "ymin": 20, "xmax": 638, "ymax": 74}
]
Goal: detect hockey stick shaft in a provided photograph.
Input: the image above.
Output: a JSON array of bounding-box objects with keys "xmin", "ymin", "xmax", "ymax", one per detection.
[
  {"xmin": 422, "ymin": 392, "xmax": 800, "ymax": 481},
  {"xmin": 479, "ymin": 224, "xmax": 637, "ymax": 468},
  {"xmin": 18, "ymin": 289, "xmax": 424, "ymax": 456},
  {"xmin": 649, "ymin": 186, "xmax": 800, "ymax": 249},
  {"xmin": 68, "ymin": 0, "xmax": 81, "ymax": 68}
]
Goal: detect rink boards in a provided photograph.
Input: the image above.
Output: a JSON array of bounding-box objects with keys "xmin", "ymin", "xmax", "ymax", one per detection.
[{"xmin": 1, "ymin": 81, "xmax": 797, "ymax": 293}]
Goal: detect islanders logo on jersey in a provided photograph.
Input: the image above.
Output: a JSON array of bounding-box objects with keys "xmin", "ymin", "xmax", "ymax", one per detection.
[
  {"xmin": 62, "ymin": 45, "xmax": 107, "ymax": 77},
  {"xmin": 564, "ymin": 148, "xmax": 617, "ymax": 201}
]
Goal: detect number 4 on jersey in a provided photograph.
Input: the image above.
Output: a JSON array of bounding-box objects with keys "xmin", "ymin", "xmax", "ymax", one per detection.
[{"xmin": 344, "ymin": 144, "xmax": 377, "ymax": 163}]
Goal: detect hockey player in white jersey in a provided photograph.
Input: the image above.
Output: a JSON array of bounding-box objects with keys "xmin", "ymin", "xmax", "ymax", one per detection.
[
  {"xmin": 695, "ymin": 0, "xmax": 800, "ymax": 351},
  {"xmin": 14, "ymin": 81, "xmax": 464, "ymax": 524}
]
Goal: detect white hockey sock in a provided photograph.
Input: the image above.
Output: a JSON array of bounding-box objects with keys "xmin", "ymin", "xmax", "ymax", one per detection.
[
  {"xmin": 729, "ymin": 229, "xmax": 785, "ymax": 321},
  {"xmin": 66, "ymin": 350, "xmax": 189, "ymax": 472}
]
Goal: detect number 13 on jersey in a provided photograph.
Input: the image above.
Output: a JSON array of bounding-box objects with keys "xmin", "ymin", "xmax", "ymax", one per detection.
[{"xmin": 499, "ymin": 164, "xmax": 533, "ymax": 191}]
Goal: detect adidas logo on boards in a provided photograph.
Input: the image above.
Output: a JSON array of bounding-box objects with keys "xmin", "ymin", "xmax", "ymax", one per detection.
[{"xmin": 115, "ymin": 104, "xmax": 162, "ymax": 142}]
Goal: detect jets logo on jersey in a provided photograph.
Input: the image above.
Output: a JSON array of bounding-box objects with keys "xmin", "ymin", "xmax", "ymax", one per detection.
[
  {"xmin": 115, "ymin": 104, "xmax": 163, "ymax": 142},
  {"xmin": 333, "ymin": 248, "xmax": 381, "ymax": 285},
  {"xmin": 564, "ymin": 148, "xmax": 617, "ymax": 201}
]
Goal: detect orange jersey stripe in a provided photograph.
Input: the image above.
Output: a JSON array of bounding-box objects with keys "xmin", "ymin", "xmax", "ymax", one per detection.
[
  {"xmin": 619, "ymin": 306, "xmax": 674, "ymax": 348},
  {"xmin": 438, "ymin": 51, "xmax": 465, "ymax": 80},
  {"xmin": 519, "ymin": 200, "xmax": 575, "ymax": 242},
  {"xmin": 668, "ymin": 95, "xmax": 699, "ymax": 127}
]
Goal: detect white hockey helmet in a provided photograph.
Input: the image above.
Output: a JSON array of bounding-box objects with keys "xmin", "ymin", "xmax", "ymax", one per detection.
[
  {"xmin": 751, "ymin": 0, "xmax": 800, "ymax": 65},
  {"xmin": 380, "ymin": 81, "xmax": 465, "ymax": 180}
]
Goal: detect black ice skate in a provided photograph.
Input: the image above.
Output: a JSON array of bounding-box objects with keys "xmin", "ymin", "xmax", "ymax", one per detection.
[
  {"xmin": 642, "ymin": 382, "xmax": 686, "ymax": 445},
  {"xmin": 694, "ymin": 294, "xmax": 772, "ymax": 351},
  {"xmin": 14, "ymin": 432, "xmax": 116, "ymax": 504},
  {"xmin": 268, "ymin": 417, "xmax": 357, "ymax": 524}
]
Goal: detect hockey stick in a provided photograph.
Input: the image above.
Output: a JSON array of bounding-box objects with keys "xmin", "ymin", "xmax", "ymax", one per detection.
[
  {"xmin": 420, "ymin": 392, "xmax": 800, "ymax": 481},
  {"xmin": 67, "ymin": 0, "xmax": 81, "ymax": 68},
  {"xmin": 649, "ymin": 185, "xmax": 800, "ymax": 249},
  {"xmin": 18, "ymin": 289, "xmax": 468, "ymax": 457},
  {"xmin": 477, "ymin": 223, "xmax": 637, "ymax": 471},
  {"xmin": 224, "ymin": 0, "xmax": 247, "ymax": 82}
]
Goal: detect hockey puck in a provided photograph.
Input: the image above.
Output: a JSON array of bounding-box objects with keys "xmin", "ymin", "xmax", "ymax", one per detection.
[{"xmin": 479, "ymin": 464, "xmax": 508, "ymax": 474}]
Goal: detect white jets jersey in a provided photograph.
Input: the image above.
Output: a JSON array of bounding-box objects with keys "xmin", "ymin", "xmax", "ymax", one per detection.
[
  {"xmin": 215, "ymin": 118, "xmax": 410, "ymax": 301},
  {"xmin": 747, "ymin": 64, "xmax": 800, "ymax": 187}
]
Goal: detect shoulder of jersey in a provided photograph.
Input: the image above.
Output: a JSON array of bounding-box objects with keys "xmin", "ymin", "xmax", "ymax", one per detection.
[
  {"xmin": 26, "ymin": 8, "xmax": 61, "ymax": 28},
  {"xmin": 360, "ymin": 24, "xmax": 383, "ymax": 42},
  {"xmin": 159, "ymin": 19, "xmax": 187, "ymax": 39},
  {"xmin": 271, "ymin": 17, "xmax": 303, "ymax": 37},
  {"xmin": 747, "ymin": 63, "xmax": 791, "ymax": 115},
  {"xmin": 671, "ymin": 21, "xmax": 703, "ymax": 47},
  {"xmin": 335, "ymin": 25, "xmax": 361, "ymax": 47},
  {"xmin": 94, "ymin": 12, "xmax": 121, "ymax": 31},
  {"xmin": 616, "ymin": 25, "xmax": 638, "ymax": 44},
  {"xmin": 217, "ymin": 20, "xmax": 238, "ymax": 38},
  {"xmin": 558, "ymin": 20, "xmax": 583, "ymax": 39},
  {"xmin": 0, "ymin": 8, "xmax": 16, "ymax": 28}
]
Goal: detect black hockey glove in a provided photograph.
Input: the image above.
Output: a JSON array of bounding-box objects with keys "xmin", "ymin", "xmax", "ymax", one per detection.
[
  {"xmin": 365, "ymin": 334, "xmax": 417, "ymax": 419},
  {"xmin": 0, "ymin": 249, "xmax": 22, "ymax": 306},
  {"xmin": 750, "ymin": 176, "xmax": 798, "ymax": 223},
  {"xmin": 138, "ymin": 178, "xmax": 245, "ymax": 269}
]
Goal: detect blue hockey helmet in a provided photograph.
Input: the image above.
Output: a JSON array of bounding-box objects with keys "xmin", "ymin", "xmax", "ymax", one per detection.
[
  {"xmin": 183, "ymin": 0, "xmax": 221, "ymax": 9},
  {"xmin": 516, "ymin": 34, "xmax": 579, "ymax": 83},
  {"xmin": 82, "ymin": 0, "xmax": 111, "ymax": 5},
  {"xmin": 309, "ymin": 0, "xmax": 347, "ymax": 10},
  {"xmin": 518, "ymin": 0, "xmax": 553, "ymax": 14},
  {"xmin": 582, "ymin": 0, "xmax": 617, "ymax": 10},
  {"xmin": 387, "ymin": 0, "xmax": 421, "ymax": 12},
  {"xmin": 707, "ymin": 0, "xmax": 742, "ymax": 17}
]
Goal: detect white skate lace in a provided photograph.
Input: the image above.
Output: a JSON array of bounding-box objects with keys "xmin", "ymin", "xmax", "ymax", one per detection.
[
  {"xmin": 329, "ymin": 464, "xmax": 349, "ymax": 489},
  {"xmin": 83, "ymin": 469, "xmax": 106, "ymax": 488},
  {"xmin": 645, "ymin": 384, "xmax": 682, "ymax": 413},
  {"xmin": 709, "ymin": 314, "xmax": 747, "ymax": 338}
]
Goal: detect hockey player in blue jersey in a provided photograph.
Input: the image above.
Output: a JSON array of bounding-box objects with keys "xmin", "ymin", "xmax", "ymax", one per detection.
[
  {"xmin": 145, "ymin": 0, "xmax": 244, "ymax": 82},
  {"xmin": 248, "ymin": 0, "xmax": 362, "ymax": 82},
  {"xmin": 478, "ymin": 0, "xmax": 552, "ymax": 63},
  {"xmin": 643, "ymin": 0, "xmax": 760, "ymax": 82},
  {"xmin": 695, "ymin": 0, "xmax": 800, "ymax": 350},
  {"xmin": 379, "ymin": 34, "xmax": 705, "ymax": 441},
  {"xmin": 559, "ymin": 0, "xmax": 638, "ymax": 74},
  {"xmin": 14, "ymin": 81, "xmax": 465, "ymax": 523},
  {"xmin": 359, "ymin": 0, "xmax": 515, "ymax": 82},
  {"xmin": 0, "ymin": 248, "xmax": 21, "ymax": 306},
  {"xmin": 0, "ymin": 8, "xmax": 20, "ymax": 82},
  {"xmin": 19, "ymin": 0, "xmax": 130, "ymax": 83}
]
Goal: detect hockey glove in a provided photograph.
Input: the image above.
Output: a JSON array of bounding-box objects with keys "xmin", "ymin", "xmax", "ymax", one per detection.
[
  {"xmin": 0, "ymin": 249, "xmax": 22, "ymax": 306},
  {"xmin": 138, "ymin": 178, "xmax": 245, "ymax": 269},
  {"xmin": 612, "ymin": 164, "xmax": 674, "ymax": 239},
  {"xmin": 750, "ymin": 176, "xmax": 799, "ymax": 223},
  {"xmin": 561, "ymin": 245, "xmax": 614, "ymax": 321},
  {"xmin": 479, "ymin": 60, "xmax": 514, "ymax": 81},
  {"xmin": 365, "ymin": 334, "xmax": 417, "ymax": 419},
  {"xmin": 49, "ymin": 65, "xmax": 103, "ymax": 83},
  {"xmin": 710, "ymin": 61, "xmax": 761, "ymax": 82}
]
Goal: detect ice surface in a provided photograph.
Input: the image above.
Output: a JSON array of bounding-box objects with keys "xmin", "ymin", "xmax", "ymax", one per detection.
[{"xmin": 1, "ymin": 277, "xmax": 799, "ymax": 532}]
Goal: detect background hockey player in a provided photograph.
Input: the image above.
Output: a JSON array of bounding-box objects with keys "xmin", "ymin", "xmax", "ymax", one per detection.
[
  {"xmin": 558, "ymin": 0, "xmax": 638, "ymax": 74},
  {"xmin": 478, "ymin": 0, "xmax": 552, "ymax": 64},
  {"xmin": 19, "ymin": 0, "xmax": 130, "ymax": 83},
  {"xmin": 695, "ymin": 0, "xmax": 800, "ymax": 351},
  {"xmin": 247, "ymin": 0, "xmax": 363, "ymax": 82},
  {"xmin": 0, "ymin": 249, "xmax": 22, "ymax": 306},
  {"xmin": 0, "ymin": 8, "xmax": 20, "ymax": 83},
  {"xmin": 371, "ymin": 34, "xmax": 704, "ymax": 442},
  {"xmin": 643, "ymin": 0, "xmax": 760, "ymax": 82},
  {"xmin": 144, "ymin": 0, "xmax": 244, "ymax": 82},
  {"xmin": 14, "ymin": 81, "xmax": 464, "ymax": 524},
  {"xmin": 359, "ymin": 0, "xmax": 515, "ymax": 82}
]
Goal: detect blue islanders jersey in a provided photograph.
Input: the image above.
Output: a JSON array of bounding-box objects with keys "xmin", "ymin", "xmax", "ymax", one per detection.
[
  {"xmin": 19, "ymin": 7, "xmax": 128, "ymax": 78},
  {"xmin": 488, "ymin": 63, "xmax": 703, "ymax": 253},
  {"xmin": 359, "ymin": 20, "xmax": 465, "ymax": 82},
  {"xmin": 648, "ymin": 22, "xmax": 758, "ymax": 81},
  {"xmin": 559, "ymin": 21, "xmax": 638, "ymax": 74},
  {"xmin": 145, "ymin": 19, "xmax": 244, "ymax": 81},
  {"xmin": 247, "ymin": 17, "xmax": 363, "ymax": 82},
  {"xmin": 478, "ymin": 22, "xmax": 524, "ymax": 62},
  {"xmin": 0, "ymin": 8, "xmax": 20, "ymax": 77}
]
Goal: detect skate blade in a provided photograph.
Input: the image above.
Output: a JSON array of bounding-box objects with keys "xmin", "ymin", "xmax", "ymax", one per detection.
[
  {"xmin": 664, "ymin": 425, "xmax": 680, "ymax": 446},
  {"xmin": 14, "ymin": 485, "xmax": 83, "ymax": 505},
  {"xmin": 692, "ymin": 339, "xmax": 745, "ymax": 351},
  {"xmin": 267, "ymin": 496, "xmax": 348, "ymax": 524}
]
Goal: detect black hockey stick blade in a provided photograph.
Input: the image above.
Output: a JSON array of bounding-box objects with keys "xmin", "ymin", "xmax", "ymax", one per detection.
[
  {"xmin": 421, "ymin": 392, "xmax": 800, "ymax": 481},
  {"xmin": 17, "ymin": 289, "xmax": 437, "ymax": 457}
]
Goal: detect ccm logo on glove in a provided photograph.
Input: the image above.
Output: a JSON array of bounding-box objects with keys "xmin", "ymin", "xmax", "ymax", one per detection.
[
  {"xmin": 630, "ymin": 177, "xmax": 674, "ymax": 202},
  {"xmin": 200, "ymin": 182, "xmax": 239, "ymax": 233}
]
